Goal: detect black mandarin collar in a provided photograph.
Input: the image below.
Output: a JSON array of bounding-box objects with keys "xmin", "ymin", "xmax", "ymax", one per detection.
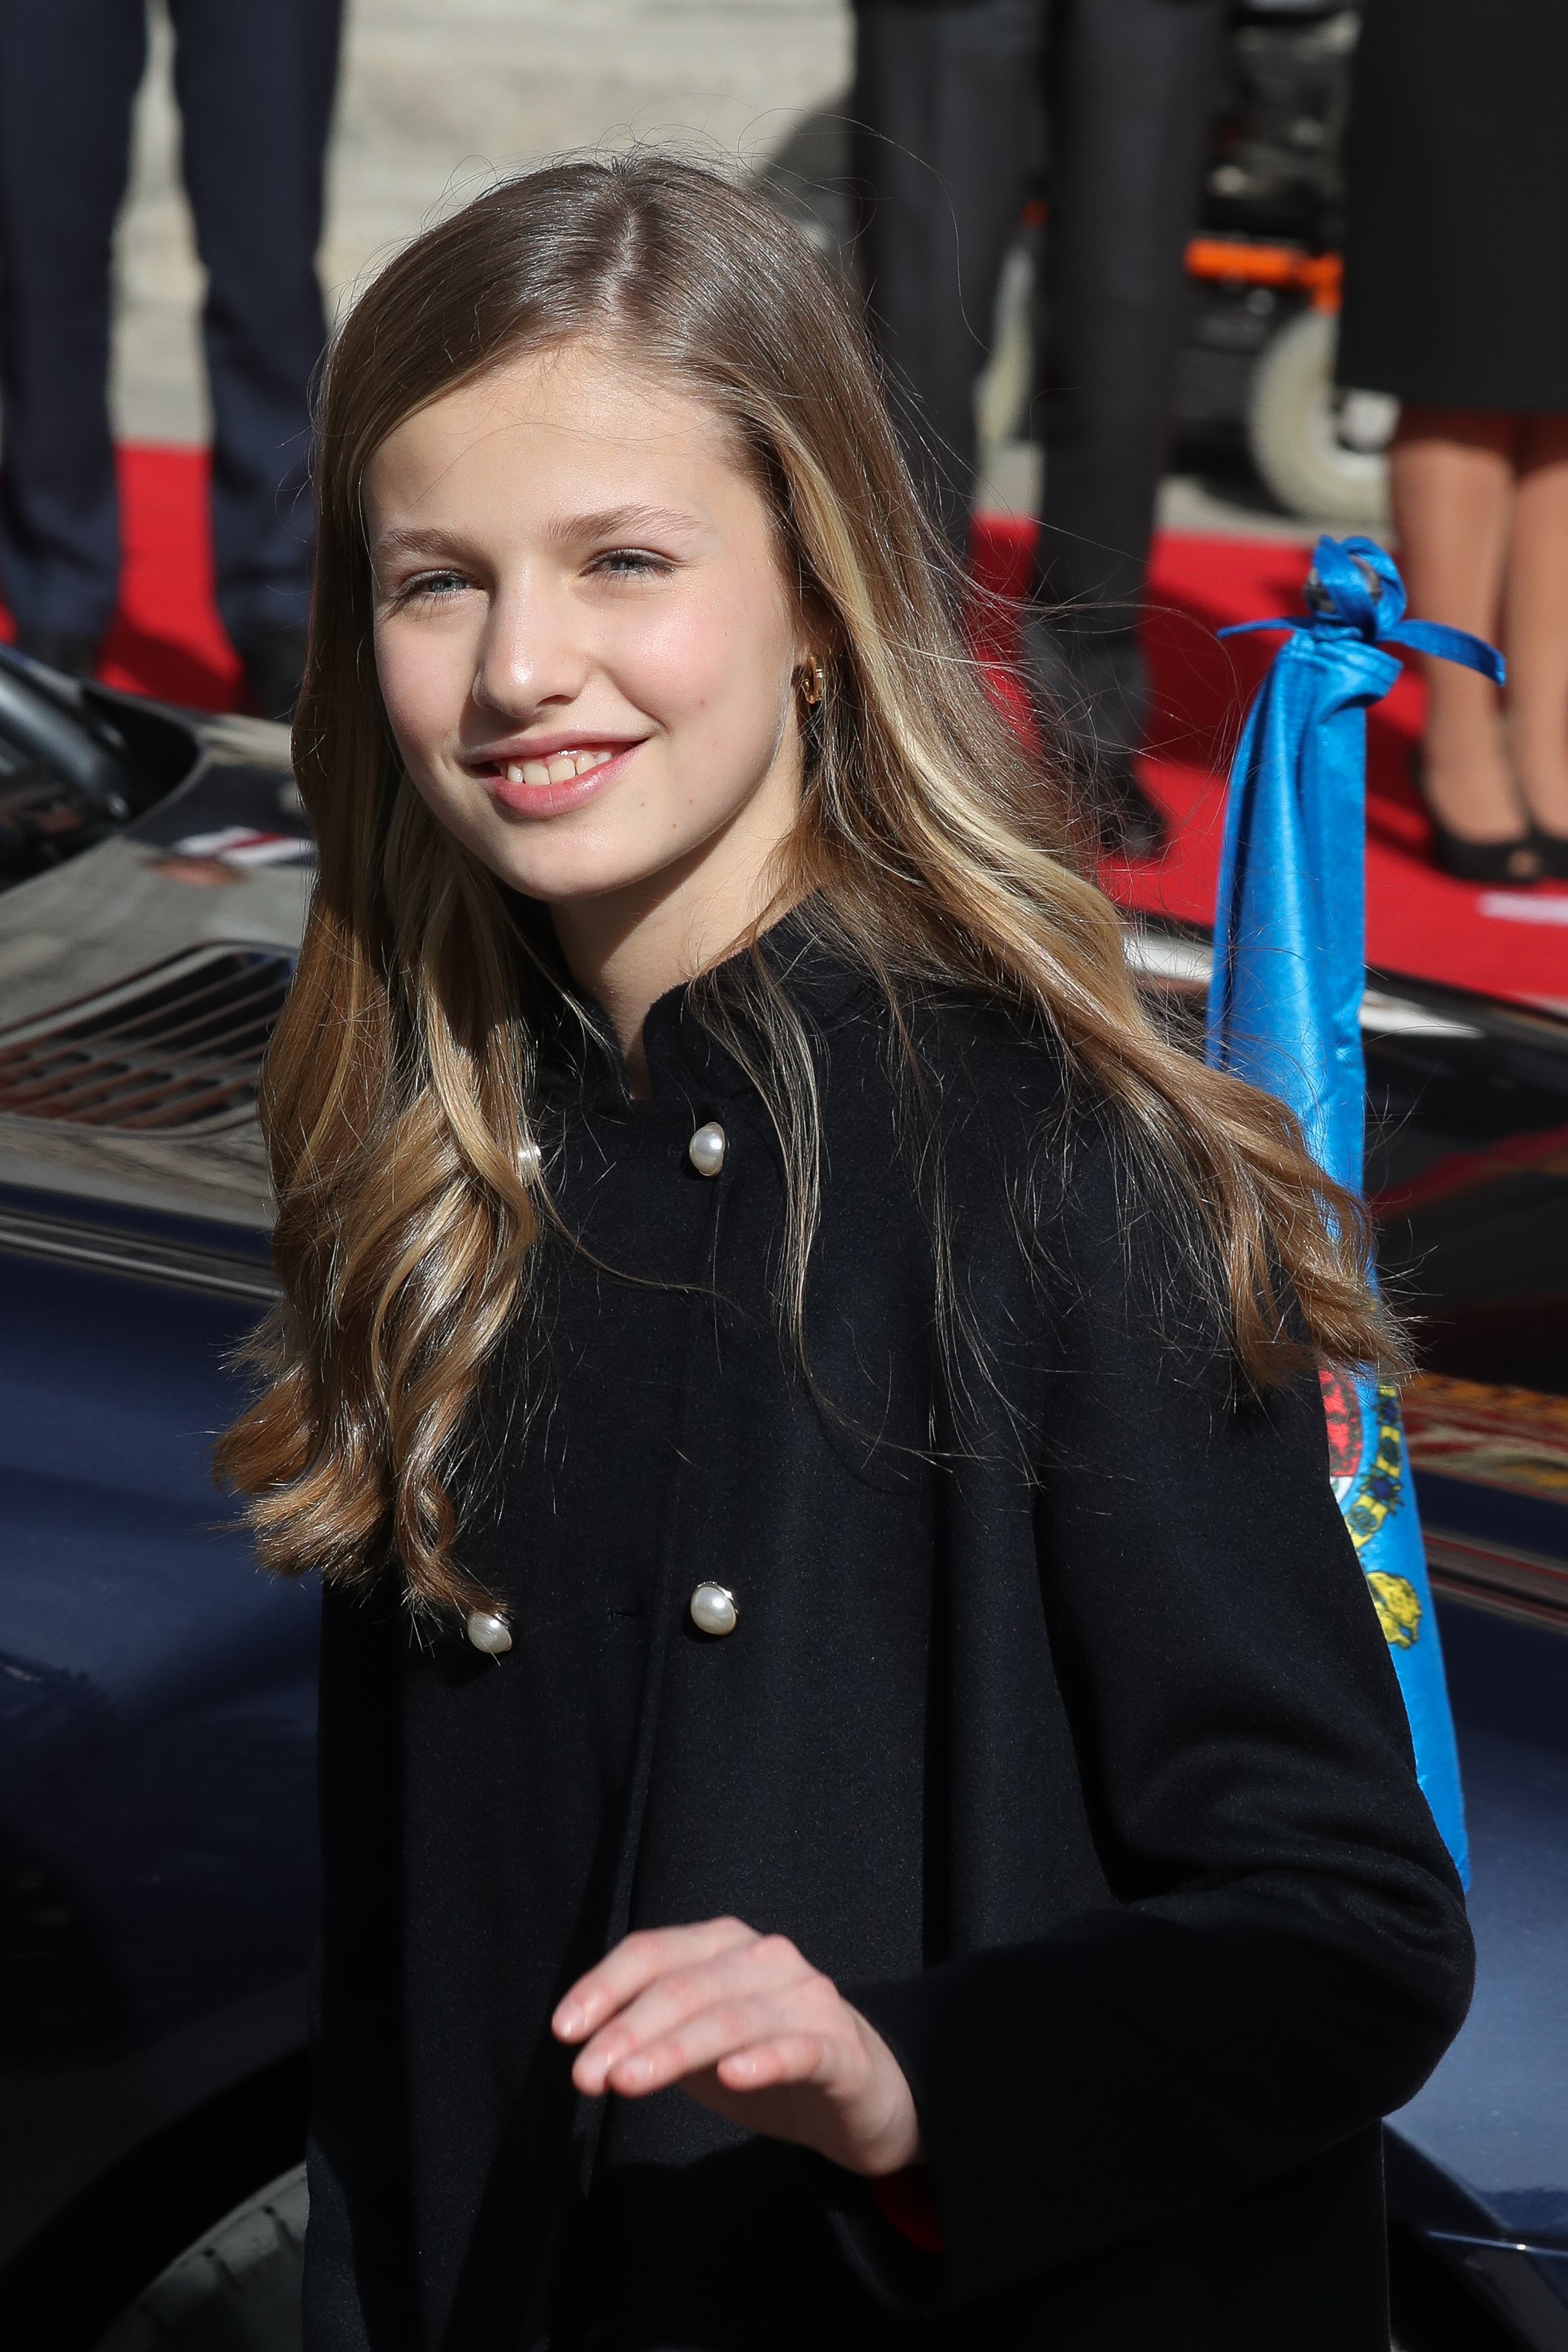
[{"xmin": 530, "ymin": 909, "xmax": 869, "ymax": 1111}]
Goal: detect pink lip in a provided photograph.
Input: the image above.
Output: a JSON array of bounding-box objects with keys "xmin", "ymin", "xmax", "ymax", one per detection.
[{"xmin": 472, "ymin": 739, "xmax": 643, "ymax": 821}]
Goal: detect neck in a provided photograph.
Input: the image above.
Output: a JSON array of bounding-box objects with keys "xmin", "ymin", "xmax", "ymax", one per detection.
[{"xmin": 547, "ymin": 761, "xmax": 800, "ymax": 1096}]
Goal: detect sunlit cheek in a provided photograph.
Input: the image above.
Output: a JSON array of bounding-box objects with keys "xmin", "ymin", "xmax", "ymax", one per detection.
[
  {"xmin": 611, "ymin": 593, "xmax": 789, "ymax": 772},
  {"xmin": 609, "ymin": 601, "xmax": 718, "ymax": 713},
  {"xmin": 376, "ymin": 623, "xmax": 464, "ymax": 774}
]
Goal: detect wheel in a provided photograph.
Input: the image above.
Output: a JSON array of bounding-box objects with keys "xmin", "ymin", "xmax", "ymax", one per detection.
[
  {"xmin": 89, "ymin": 2165, "xmax": 306, "ymax": 2352},
  {"xmin": 1246, "ymin": 307, "xmax": 1397, "ymax": 526}
]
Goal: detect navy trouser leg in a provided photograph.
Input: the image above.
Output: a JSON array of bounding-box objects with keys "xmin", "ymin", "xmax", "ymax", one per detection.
[
  {"xmin": 1032, "ymin": 0, "xmax": 1225, "ymax": 758},
  {"xmin": 851, "ymin": 0, "xmax": 1222, "ymax": 757},
  {"xmin": 169, "ymin": 0, "xmax": 342, "ymax": 649},
  {"xmin": 0, "ymin": 0, "xmax": 146, "ymax": 639},
  {"xmin": 851, "ymin": 0, "xmax": 1044, "ymax": 554}
]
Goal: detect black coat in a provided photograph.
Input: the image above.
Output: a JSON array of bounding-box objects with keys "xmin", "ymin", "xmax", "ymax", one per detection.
[
  {"xmin": 304, "ymin": 933, "xmax": 1473, "ymax": 2352},
  {"xmin": 1337, "ymin": 0, "xmax": 1568, "ymax": 410}
]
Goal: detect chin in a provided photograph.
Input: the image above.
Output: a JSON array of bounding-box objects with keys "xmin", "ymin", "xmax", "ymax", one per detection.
[
  {"xmin": 412, "ymin": 793, "xmax": 607, "ymax": 899},
  {"xmin": 470, "ymin": 829, "xmax": 685, "ymax": 909}
]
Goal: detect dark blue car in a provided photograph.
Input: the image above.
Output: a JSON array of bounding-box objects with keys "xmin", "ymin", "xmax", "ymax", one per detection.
[{"xmin": 0, "ymin": 651, "xmax": 1562, "ymax": 2349}]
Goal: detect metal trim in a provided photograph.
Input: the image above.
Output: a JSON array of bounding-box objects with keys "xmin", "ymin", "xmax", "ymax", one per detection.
[
  {"xmin": 1425, "ymin": 2235, "xmax": 1568, "ymax": 2352},
  {"xmin": 0, "ymin": 1204, "xmax": 277, "ymax": 1301},
  {"xmin": 1425, "ymin": 1528, "xmax": 1568, "ymax": 1636}
]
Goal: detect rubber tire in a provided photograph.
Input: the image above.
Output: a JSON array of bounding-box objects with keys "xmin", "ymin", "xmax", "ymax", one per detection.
[
  {"xmin": 89, "ymin": 2165, "xmax": 306, "ymax": 2352},
  {"xmin": 1247, "ymin": 308, "xmax": 1392, "ymax": 526}
]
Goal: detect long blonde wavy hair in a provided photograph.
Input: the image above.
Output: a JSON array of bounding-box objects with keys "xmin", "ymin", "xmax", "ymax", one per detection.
[{"xmin": 216, "ymin": 155, "xmax": 1392, "ymax": 1615}]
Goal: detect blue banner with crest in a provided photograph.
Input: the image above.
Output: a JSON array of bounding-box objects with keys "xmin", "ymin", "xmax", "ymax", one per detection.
[{"xmin": 1204, "ymin": 534, "xmax": 1493, "ymax": 1884}]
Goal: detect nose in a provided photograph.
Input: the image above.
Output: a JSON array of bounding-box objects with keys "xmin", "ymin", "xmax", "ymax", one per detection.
[{"xmin": 472, "ymin": 572, "xmax": 587, "ymax": 720}]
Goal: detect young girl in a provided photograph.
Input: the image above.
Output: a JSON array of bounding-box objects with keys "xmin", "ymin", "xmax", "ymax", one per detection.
[{"xmin": 220, "ymin": 158, "xmax": 1471, "ymax": 2352}]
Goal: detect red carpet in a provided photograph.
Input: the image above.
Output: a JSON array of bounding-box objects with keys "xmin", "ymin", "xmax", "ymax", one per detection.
[
  {"xmin": 7, "ymin": 448, "xmax": 1565, "ymax": 1013},
  {"xmin": 975, "ymin": 514, "xmax": 1568, "ymax": 1014},
  {"xmin": 94, "ymin": 444, "xmax": 244, "ymax": 711}
]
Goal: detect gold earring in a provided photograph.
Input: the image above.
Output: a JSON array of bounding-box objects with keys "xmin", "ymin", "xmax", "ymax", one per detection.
[{"xmin": 798, "ymin": 657, "xmax": 826, "ymax": 708}]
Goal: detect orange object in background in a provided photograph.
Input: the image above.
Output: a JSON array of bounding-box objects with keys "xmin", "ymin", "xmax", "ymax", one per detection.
[{"xmin": 1185, "ymin": 236, "xmax": 1343, "ymax": 314}]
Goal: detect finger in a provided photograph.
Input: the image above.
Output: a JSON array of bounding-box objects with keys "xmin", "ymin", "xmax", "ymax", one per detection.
[
  {"xmin": 713, "ymin": 2032, "xmax": 837, "ymax": 2092},
  {"xmin": 552, "ymin": 1918, "xmax": 755, "ymax": 2042},
  {"xmin": 582, "ymin": 1992, "xmax": 799, "ymax": 2097},
  {"xmin": 556, "ymin": 1919, "xmax": 766, "ymax": 2054},
  {"xmin": 584, "ymin": 1984, "xmax": 841, "ymax": 2100},
  {"xmin": 571, "ymin": 1934, "xmax": 814, "ymax": 2088},
  {"xmin": 573, "ymin": 1938, "xmax": 823, "ymax": 2088}
]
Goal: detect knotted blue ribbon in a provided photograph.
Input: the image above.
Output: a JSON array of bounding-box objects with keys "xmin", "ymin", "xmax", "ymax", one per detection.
[
  {"xmin": 1220, "ymin": 530, "xmax": 1507, "ymax": 688},
  {"xmin": 1204, "ymin": 533, "xmax": 1494, "ymax": 1883}
]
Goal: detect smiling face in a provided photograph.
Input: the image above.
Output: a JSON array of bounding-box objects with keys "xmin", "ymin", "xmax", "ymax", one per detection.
[{"xmin": 364, "ymin": 339, "xmax": 811, "ymax": 975}]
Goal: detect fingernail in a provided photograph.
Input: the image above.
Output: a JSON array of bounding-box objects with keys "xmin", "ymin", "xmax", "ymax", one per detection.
[{"xmin": 554, "ymin": 2004, "xmax": 584, "ymax": 2038}]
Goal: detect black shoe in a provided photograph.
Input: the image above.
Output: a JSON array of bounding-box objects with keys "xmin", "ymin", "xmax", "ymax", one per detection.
[
  {"xmin": 1412, "ymin": 749, "xmax": 1542, "ymax": 885},
  {"xmin": 1020, "ymin": 607, "xmax": 1164, "ymax": 857},
  {"xmin": 12, "ymin": 625, "xmax": 102, "ymax": 678},
  {"xmin": 238, "ymin": 624, "xmax": 310, "ymax": 722}
]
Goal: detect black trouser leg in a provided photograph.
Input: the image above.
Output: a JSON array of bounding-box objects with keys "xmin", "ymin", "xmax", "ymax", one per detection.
[
  {"xmin": 1030, "ymin": 0, "xmax": 1226, "ymax": 765},
  {"xmin": 851, "ymin": 0, "xmax": 1044, "ymax": 554},
  {"xmin": 170, "ymin": 0, "xmax": 342, "ymax": 651},
  {"xmin": 0, "ymin": 0, "xmax": 146, "ymax": 640}
]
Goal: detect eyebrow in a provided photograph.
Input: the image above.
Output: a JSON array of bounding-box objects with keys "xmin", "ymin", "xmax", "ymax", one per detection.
[
  {"xmin": 546, "ymin": 503, "xmax": 705, "ymax": 544},
  {"xmin": 371, "ymin": 525, "xmax": 475, "ymax": 565},
  {"xmin": 371, "ymin": 504, "xmax": 705, "ymax": 565}
]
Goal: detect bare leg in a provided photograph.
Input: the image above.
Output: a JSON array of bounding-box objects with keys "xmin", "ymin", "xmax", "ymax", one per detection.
[
  {"xmin": 1502, "ymin": 414, "xmax": 1568, "ymax": 839},
  {"xmin": 1390, "ymin": 408, "xmax": 1535, "ymax": 867}
]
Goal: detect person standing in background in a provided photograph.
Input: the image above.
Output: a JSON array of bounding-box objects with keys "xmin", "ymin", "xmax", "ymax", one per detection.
[
  {"xmin": 851, "ymin": 0, "xmax": 1226, "ymax": 855},
  {"xmin": 1338, "ymin": 0, "xmax": 1568, "ymax": 885},
  {"xmin": 0, "ymin": 0, "xmax": 343, "ymax": 718}
]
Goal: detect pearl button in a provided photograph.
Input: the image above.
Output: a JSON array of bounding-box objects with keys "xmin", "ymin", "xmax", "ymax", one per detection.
[
  {"xmin": 466, "ymin": 1609, "xmax": 512, "ymax": 1655},
  {"xmin": 689, "ymin": 1581, "xmax": 738, "ymax": 1637},
  {"xmin": 687, "ymin": 1121, "xmax": 726, "ymax": 1177}
]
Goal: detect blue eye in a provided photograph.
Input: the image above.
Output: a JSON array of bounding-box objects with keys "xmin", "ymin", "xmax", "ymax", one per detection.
[
  {"xmin": 400, "ymin": 570, "xmax": 470, "ymax": 604},
  {"xmin": 594, "ymin": 548, "xmax": 668, "ymax": 580}
]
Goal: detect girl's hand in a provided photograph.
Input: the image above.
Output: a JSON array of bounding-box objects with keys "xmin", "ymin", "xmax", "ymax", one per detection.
[{"xmin": 551, "ymin": 1916, "xmax": 922, "ymax": 2179}]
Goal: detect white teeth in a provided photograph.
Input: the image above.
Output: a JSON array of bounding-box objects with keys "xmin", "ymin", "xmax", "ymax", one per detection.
[{"xmin": 498, "ymin": 748, "xmax": 617, "ymax": 787}]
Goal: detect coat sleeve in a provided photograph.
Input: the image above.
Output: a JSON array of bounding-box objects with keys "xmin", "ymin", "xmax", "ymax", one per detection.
[
  {"xmin": 302, "ymin": 1585, "xmax": 420, "ymax": 2352},
  {"xmin": 851, "ymin": 1114, "xmax": 1474, "ymax": 2308}
]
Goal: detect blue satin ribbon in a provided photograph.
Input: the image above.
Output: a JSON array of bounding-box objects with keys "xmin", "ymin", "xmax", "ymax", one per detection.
[
  {"xmin": 1204, "ymin": 533, "xmax": 1493, "ymax": 1884},
  {"xmin": 1219, "ymin": 531, "xmax": 1505, "ymax": 685}
]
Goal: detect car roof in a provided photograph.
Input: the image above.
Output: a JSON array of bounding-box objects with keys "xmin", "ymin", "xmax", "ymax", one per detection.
[{"xmin": 0, "ymin": 701, "xmax": 302, "ymax": 1236}]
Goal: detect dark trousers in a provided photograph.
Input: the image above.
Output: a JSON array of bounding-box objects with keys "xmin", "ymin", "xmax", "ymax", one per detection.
[
  {"xmin": 853, "ymin": 0, "xmax": 1223, "ymax": 760},
  {"xmin": 0, "ymin": 0, "xmax": 342, "ymax": 649}
]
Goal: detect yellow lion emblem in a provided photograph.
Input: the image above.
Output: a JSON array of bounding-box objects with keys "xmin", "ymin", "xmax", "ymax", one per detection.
[{"xmin": 1366, "ymin": 1571, "xmax": 1423, "ymax": 1649}]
